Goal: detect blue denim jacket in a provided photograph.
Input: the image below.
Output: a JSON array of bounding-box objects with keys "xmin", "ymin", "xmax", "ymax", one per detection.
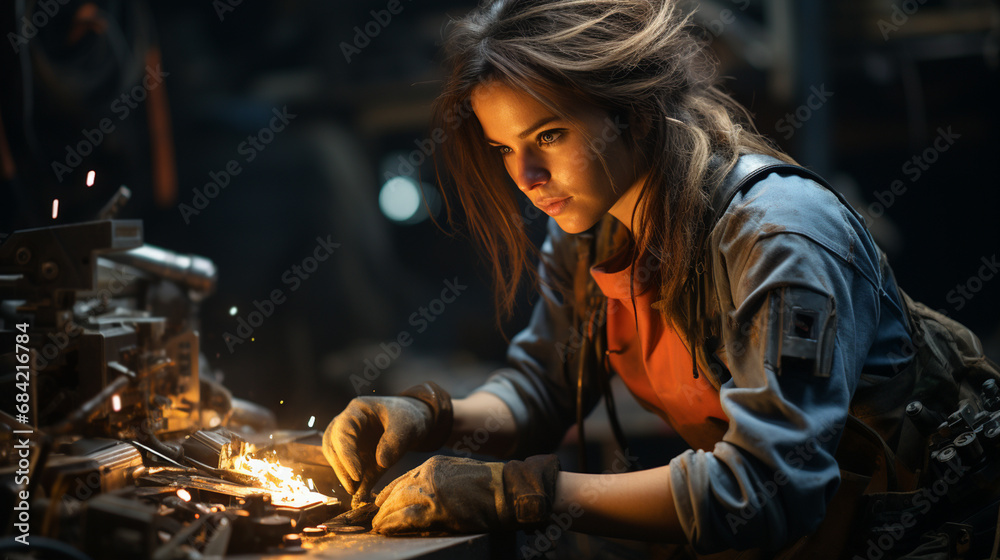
[{"xmin": 473, "ymin": 156, "xmax": 915, "ymax": 553}]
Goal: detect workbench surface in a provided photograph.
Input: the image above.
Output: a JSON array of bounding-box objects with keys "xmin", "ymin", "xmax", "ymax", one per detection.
[{"xmin": 226, "ymin": 532, "xmax": 507, "ymax": 560}]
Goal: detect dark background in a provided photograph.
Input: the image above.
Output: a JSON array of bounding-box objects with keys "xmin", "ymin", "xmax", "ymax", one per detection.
[{"xmin": 2, "ymin": 1, "xmax": 999, "ymax": 459}]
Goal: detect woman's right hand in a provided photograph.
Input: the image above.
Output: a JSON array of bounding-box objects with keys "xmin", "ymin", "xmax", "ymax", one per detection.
[{"xmin": 322, "ymin": 396, "xmax": 435, "ymax": 501}]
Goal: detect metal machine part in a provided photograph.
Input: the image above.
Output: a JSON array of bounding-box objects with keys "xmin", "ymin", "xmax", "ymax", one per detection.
[
  {"xmin": 893, "ymin": 380, "xmax": 1000, "ymax": 557},
  {"xmin": 0, "ymin": 219, "xmax": 213, "ymax": 439},
  {"xmin": 104, "ymin": 245, "xmax": 217, "ymax": 301},
  {"xmin": 39, "ymin": 439, "xmax": 146, "ymax": 499},
  {"xmin": 181, "ymin": 427, "xmax": 249, "ymax": 470}
]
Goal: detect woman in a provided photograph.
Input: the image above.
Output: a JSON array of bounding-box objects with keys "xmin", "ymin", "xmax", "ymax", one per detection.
[{"xmin": 323, "ymin": 0, "xmax": 999, "ymax": 557}]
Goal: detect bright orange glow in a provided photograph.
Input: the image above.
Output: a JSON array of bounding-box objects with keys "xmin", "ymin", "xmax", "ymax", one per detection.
[
  {"xmin": 177, "ymin": 489, "xmax": 192, "ymax": 502},
  {"xmin": 86, "ymin": 170, "xmax": 96, "ymax": 187},
  {"xmin": 111, "ymin": 394, "xmax": 121, "ymax": 412},
  {"xmin": 229, "ymin": 453, "xmax": 312, "ymax": 496},
  {"xmin": 52, "ymin": 199, "xmax": 59, "ymax": 219}
]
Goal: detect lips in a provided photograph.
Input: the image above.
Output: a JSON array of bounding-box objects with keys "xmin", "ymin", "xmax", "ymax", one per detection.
[{"xmin": 534, "ymin": 196, "xmax": 571, "ymax": 217}]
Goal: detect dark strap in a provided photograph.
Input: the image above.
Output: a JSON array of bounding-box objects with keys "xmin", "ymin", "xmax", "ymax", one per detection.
[{"xmin": 710, "ymin": 154, "xmax": 860, "ymax": 232}]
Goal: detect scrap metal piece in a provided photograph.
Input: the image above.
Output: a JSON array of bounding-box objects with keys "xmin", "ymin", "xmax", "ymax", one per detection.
[
  {"xmin": 328, "ymin": 525, "xmax": 366, "ymax": 534},
  {"xmin": 182, "ymin": 427, "xmax": 248, "ymax": 469},
  {"xmin": 98, "ymin": 186, "xmax": 132, "ymax": 220},
  {"xmin": 325, "ymin": 502, "xmax": 378, "ymax": 533}
]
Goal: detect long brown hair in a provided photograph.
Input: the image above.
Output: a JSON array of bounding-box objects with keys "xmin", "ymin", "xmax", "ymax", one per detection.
[{"xmin": 432, "ymin": 0, "xmax": 793, "ymax": 322}]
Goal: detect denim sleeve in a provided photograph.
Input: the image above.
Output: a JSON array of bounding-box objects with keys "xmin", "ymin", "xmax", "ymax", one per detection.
[
  {"xmin": 669, "ymin": 174, "xmax": 885, "ymax": 553},
  {"xmin": 472, "ymin": 218, "xmax": 604, "ymax": 458}
]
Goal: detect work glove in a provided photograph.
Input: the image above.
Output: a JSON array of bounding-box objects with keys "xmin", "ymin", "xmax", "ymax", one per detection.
[
  {"xmin": 372, "ymin": 454, "xmax": 560, "ymax": 534},
  {"xmin": 322, "ymin": 382, "xmax": 453, "ymax": 502}
]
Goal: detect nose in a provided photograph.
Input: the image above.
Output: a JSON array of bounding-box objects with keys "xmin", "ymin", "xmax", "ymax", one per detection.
[{"xmin": 509, "ymin": 151, "xmax": 550, "ymax": 192}]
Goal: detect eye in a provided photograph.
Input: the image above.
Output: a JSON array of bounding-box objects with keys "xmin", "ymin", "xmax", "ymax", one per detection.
[{"xmin": 538, "ymin": 130, "xmax": 563, "ymax": 146}]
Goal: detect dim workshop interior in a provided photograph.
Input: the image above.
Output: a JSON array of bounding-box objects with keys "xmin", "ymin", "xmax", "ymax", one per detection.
[{"xmin": 1, "ymin": 1, "xmax": 999, "ymax": 559}]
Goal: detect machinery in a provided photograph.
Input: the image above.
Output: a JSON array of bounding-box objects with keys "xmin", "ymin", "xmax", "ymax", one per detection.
[
  {"xmin": 0, "ymin": 201, "xmax": 351, "ymax": 558},
  {"xmin": 848, "ymin": 381, "xmax": 1000, "ymax": 559}
]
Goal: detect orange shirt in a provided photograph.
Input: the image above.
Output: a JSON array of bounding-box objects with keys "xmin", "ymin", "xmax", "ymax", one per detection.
[{"xmin": 590, "ymin": 249, "xmax": 729, "ymax": 451}]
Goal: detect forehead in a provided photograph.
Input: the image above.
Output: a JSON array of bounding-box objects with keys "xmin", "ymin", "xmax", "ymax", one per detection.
[
  {"xmin": 471, "ymin": 82, "xmax": 551, "ymax": 122},
  {"xmin": 470, "ymin": 81, "xmax": 602, "ymax": 138}
]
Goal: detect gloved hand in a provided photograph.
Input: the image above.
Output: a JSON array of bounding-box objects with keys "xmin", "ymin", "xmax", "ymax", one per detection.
[
  {"xmin": 322, "ymin": 382, "xmax": 453, "ymax": 502},
  {"xmin": 372, "ymin": 454, "xmax": 560, "ymax": 534}
]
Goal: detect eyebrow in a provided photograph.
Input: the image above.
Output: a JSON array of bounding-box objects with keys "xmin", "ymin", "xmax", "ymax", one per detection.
[{"xmin": 484, "ymin": 115, "xmax": 561, "ymax": 144}]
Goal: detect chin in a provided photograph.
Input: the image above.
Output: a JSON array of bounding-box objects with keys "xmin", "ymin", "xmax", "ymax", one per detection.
[{"xmin": 553, "ymin": 215, "xmax": 599, "ymax": 235}]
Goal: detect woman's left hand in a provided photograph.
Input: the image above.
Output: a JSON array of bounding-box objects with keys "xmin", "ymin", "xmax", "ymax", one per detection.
[
  {"xmin": 373, "ymin": 454, "xmax": 560, "ymax": 534},
  {"xmin": 373, "ymin": 456, "xmax": 510, "ymax": 534}
]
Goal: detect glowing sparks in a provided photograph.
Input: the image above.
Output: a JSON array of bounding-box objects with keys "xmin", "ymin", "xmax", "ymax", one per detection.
[
  {"xmin": 307, "ymin": 415, "xmax": 315, "ymax": 428},
  {"xmin": 52, "ymin": 199, "xmax": 59, "ymax": 219},
  {"xmin": 86, "ymin": 170, "xmax": 96, "ymax": 187},
  {"xmin": 229, "ymin": 306, "xmax": 237, "ymax": 316},
  {"xmin": 176, "ymin": 489, "xmax": 192, "ymax": 502},
  {"xmin": 307, "ymin": 478, "xmax": 315, "ymax": 491},
  {"xmin": 111, "ymin": 394, "xmax": 121, "ymax": 412},
  {"xmin": 228, "ymin": 453, "xmax": 312, "ymax": 496}
]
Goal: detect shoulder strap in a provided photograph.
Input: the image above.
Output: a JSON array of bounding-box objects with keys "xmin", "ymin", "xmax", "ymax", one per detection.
[{"xmin": 710, "ymin": 154, "xmax": 858, "ymax": 232}]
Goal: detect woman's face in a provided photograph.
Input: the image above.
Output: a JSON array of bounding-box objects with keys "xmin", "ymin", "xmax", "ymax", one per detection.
[{"xmin": 471, "ymin": 81, "xmax": 645, "ymax": 234}]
